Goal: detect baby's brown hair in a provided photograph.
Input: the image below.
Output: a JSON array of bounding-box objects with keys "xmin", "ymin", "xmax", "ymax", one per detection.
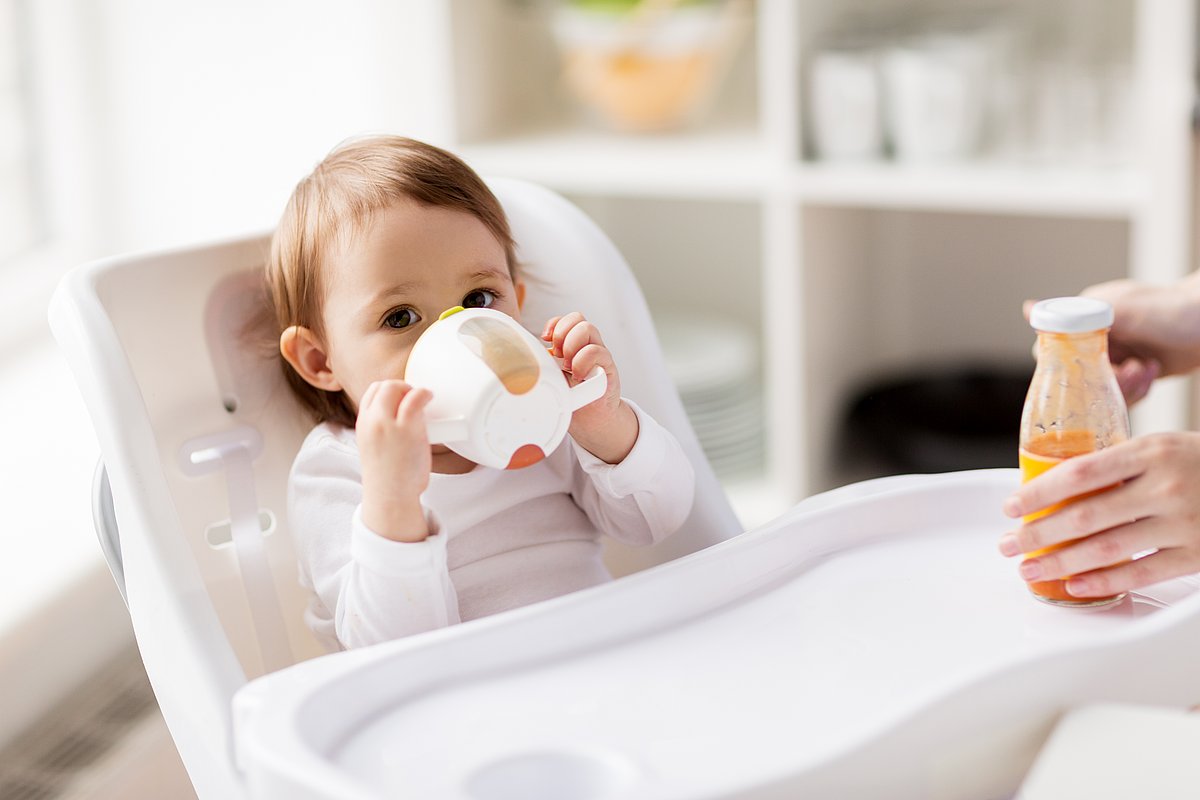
[{"xmin": 264, "ymin": 135, "xmax": 517, "ymax": 428}]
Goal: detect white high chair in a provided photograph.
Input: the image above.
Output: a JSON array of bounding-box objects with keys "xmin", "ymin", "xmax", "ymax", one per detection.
[
  {"xmin": 49, "ymin": 177, "xmax": 742, "ymax": 799},
  {"xmin": 53, "ymin": 176, "xmax": 1200, "ymax": 800}
]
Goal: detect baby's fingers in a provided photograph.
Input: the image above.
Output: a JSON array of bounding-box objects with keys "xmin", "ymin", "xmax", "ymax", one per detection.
[
  {"xmin": 568, "ymin": 343, "xmax": 612, "ymax": 384},
  {"xmin": 372, "ymin": 380, "xmax": 413, "ymax": 417},
  {"xmin": 548, "ymin": 311, "xmax": 587, "ymax": 358},
  {"xmin": 358, "ymin": 380, "xmax": 411, "ymax": 422},
  {"xmin": 396, "ymin": 387, "xmax": 432, "ymax": 426},
  {"xmin": 541, "ymin": 315, "xmax": 563, "ymax": 342},
  {"xmin": 360, "ymin": 380, "xmax": 384, "ymax": 413},
  {"xmin": 561, "ymin": 320, "xmax": 603, "ymax": 367}
]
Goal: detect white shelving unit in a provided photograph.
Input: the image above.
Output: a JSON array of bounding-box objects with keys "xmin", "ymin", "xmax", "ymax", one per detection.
[{"xmin": 415, "ymin": 0, "xmax": 1195, "ymax": 528}]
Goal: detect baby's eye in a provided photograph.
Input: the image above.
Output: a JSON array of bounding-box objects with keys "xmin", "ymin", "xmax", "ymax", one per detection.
[
  {"xmin": 383, "ymin": 307, "xmax": 421, "ymax": 329},
  {"xmin": 463, "ymin": 289, "xmax": 496, "ymax": 309}
]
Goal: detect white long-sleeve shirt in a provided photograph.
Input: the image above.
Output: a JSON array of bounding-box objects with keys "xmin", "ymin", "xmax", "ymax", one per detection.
[{"xmin": 288, "ymin": 401, "xmax": 695, "ymax": 651}]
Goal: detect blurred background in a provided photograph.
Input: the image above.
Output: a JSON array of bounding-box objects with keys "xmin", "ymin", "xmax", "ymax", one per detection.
[{"xmin": 1, "ymin": 0, "xmax": 1198, "ymax": 796}]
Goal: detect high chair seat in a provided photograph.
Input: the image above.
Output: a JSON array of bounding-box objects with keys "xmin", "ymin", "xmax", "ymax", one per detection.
[{"xmin": 49, "ymin": 177, "xmax": 742, "ymax": 799}]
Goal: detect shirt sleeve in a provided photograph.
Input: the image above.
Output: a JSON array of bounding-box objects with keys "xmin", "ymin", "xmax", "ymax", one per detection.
[
  {"xmin": 288, "ymin": 431, "xmax": 460, "ymax": 650},
  {"xmin": 567, "ymin": 400, "xmax": 695, "ymax": 547}
]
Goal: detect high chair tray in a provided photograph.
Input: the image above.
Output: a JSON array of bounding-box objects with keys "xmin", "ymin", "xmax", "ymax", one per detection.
[{"xmin": 233, "ymin": 469, "xmax": 1200, "ymax": 800}]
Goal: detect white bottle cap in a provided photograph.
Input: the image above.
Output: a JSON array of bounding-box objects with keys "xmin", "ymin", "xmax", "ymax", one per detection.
[{"xmin": 1029, "ymin": 297, "xmax": 1114, "ymax": 334}]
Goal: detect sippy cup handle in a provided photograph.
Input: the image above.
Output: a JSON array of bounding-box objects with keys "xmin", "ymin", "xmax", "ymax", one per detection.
[
  {"xmin": 568, "ymin": 366, "xmax": 608, "ymax": 411},
  {"xmin": 426, "ymin": 417, "xmax": 469, "ymax": 446}
]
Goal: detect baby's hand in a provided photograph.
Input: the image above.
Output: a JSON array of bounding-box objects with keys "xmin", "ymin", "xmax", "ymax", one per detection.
[
  {"xmin": 356, "ymin": 380, "xmax": 433, "ymax": 542},
  {"xmin": 543, "ymin": 312, "xmax": 638, "ymax": 464}
]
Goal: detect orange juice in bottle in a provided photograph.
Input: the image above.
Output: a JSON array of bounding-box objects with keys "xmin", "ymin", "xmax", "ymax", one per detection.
[{"xmin": 1018, "ymin": 297, "xmax": 1130, "ymax": 607}]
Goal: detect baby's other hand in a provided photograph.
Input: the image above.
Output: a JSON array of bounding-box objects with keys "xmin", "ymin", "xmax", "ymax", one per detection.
[
  {"xmin": 356, "ymin": 380, "xmax": 432, "ymax": 542},
  {"xmin": 543, "ymin": 312, "xmax": 638, "ymax": 464}
]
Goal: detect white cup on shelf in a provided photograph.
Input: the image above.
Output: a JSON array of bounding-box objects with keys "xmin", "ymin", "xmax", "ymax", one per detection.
[
  {"xmin": 808, "ymin": 46, "xmax": 884, "ymax": 162},
  {"xmin": 881, "ymin": 34, "xmax": 991, "ymax": 162}
]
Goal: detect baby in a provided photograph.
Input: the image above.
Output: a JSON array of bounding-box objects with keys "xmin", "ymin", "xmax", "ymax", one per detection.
[{"xmin": 265, "ymin": 135, "xmax": 695, "ymax": 651}]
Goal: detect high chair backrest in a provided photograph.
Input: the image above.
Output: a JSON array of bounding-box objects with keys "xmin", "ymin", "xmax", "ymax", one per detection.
[{"xmin": 50, "ymin": 177, "xmax": 741, "ymax": 798}]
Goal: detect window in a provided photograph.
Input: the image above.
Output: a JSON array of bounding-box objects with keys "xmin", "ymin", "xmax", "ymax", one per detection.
[{"xmin": 0, "ymin": 0, "xmax": 40, "ymax": 266}]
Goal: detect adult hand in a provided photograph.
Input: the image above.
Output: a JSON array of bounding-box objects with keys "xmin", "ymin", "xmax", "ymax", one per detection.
[
  {"xmin": 1000, "ymin": 432, "xmax": 1200, "ymax": 597},
  {"xmin": 1082, "ymin": 275, "xmax": 1200, "ymax": 404}
]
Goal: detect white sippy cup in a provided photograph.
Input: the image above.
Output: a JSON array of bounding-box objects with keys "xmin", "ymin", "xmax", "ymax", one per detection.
[{"xmin": 403, "ymin": 306, "xmax": 608, "ymax": 469}]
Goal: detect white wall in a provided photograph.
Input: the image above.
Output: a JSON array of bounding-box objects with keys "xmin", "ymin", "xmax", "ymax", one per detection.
[{"xmin": 83, "ymin": 0, "xmax": 448, "ymax": 252}]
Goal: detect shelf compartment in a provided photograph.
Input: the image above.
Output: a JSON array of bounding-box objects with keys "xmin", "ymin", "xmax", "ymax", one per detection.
[{"xmin": 798, "ymin": 206, "xmax": 1132, "ymax": 491}]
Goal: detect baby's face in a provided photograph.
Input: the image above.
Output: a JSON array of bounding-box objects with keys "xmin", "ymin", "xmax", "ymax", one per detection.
[{"xmin": 319, "ymin": 199, "xmax": 522, "ymax": 412}]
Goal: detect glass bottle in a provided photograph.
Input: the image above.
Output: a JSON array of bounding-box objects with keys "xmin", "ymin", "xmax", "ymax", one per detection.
[{"xmin": 1018, "ymin": 297, "xmax": 1131, "ymax": 607}]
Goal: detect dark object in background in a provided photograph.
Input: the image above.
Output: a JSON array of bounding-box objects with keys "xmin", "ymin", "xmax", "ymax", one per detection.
[{"xmin": 839, "ymin": 364, "xmax": 1033, "ymax": 477}]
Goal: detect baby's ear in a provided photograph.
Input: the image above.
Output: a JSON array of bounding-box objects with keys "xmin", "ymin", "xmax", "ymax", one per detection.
[
  {"xmin": 280, "ymin": 326, "xmax": 342, "ymax": 392},
  {"xmin": 516, "ymin": 280, "xmax": 527, "ymax": 311}
]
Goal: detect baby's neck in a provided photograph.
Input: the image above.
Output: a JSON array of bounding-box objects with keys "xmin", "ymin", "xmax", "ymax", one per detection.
[{"xmin": 431, "ymin": 449, "xmax": 477, "ymax": 475}]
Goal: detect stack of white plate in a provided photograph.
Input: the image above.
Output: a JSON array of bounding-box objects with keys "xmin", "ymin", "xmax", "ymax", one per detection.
[{"xmin": 654, "ymin": 312, "xmax": 763, "ymax": 479}]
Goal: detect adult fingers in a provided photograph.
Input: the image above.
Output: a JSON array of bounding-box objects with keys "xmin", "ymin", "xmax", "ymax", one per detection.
[
  {"xmin": 1007, "ymin": 479, "xmax": 1157, "ymax": 555},
  {"xmin": 1020, "ymin": 516, "xmax": 1174, "ymax": 581},
  {"xmin": 1004, "ymin": 440, "xmax": 1149, "ymax": 519},
  {"xmin": 1064, "ymin": 547, "xmax": 1200, "ymax": 598},
  {"xmin": 1114, "ymin": 357, "xmax": 1160, "ymax": 407}
]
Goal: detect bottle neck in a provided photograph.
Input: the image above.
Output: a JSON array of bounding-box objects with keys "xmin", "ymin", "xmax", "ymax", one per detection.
[
  {"xmin": 1023, "ymin": 325, "xmax": 1129, "ymax": 450},
  {"xmin": 1035, "ymin": 329, "xmax": 1109, "ymax": 362}
]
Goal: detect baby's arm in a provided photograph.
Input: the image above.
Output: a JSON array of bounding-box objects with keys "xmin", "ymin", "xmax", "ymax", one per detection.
[
  {"xmin": 542, "ymin": 312, "xmax": 695, "ymax": 544},
  {"xmin": 567, "ymin": 400, "xmax": 696, "ymax": 547},
  {"xmin": 289, "ymin": 383, "xmax": 460, "ymax": 649}
]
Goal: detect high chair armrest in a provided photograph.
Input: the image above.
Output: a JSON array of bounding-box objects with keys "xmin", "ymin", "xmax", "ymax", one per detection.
[{"xmin": 92, "ymin": 458, "xmax": 128, "ymax": 608}]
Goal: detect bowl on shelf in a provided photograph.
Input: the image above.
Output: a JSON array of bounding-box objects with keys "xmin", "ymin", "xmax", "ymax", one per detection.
[{"xmin": 550, "ymin": 0, "xmax": 751, "ymax": 133}]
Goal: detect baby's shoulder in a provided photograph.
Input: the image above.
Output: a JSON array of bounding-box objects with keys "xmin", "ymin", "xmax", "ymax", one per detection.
[
  {"xmin": 300, "ymin": 421, "xmax": 357, "ymax": 454},
  {"xmin": 291, "ymin": 422, "xmax": 360, "ymax": 481}
]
